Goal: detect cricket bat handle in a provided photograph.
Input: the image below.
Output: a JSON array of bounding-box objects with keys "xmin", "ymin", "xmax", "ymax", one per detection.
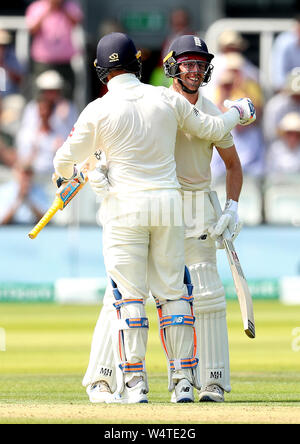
[
  {"xmin": 28, "ymin": 197, "xmax": 62, "ymax": 239},
  {"xmin": 209, "ymin": 191, "xmax": 231, "ymax": 240}
]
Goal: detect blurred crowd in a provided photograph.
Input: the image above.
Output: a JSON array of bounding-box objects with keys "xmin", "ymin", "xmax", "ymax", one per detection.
[{"xmin": 0, "ymin": 1, "xmax": 299, "ymax": 225}]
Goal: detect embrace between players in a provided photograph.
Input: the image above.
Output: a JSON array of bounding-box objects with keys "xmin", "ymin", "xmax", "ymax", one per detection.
[{"xmin": 53, "ymin": 32, "xmax": 256, "ymax": 404}]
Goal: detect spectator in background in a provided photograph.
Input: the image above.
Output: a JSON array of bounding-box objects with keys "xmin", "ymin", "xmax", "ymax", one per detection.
[
  {"xmin": 161, "ymin": 7, "xmax": 194, "ymax": 58},
  {"xmin": 202, "ymin": 30, "xmax": 260, "ymax": 102},
  {"xmin": 17, "ymin": 95, "xmax": 64, "ymax": 180},
  {"xmin": 0, "ymin": 96, "xmax": 17, "ymax": 169},
  {"xmin": 213, "ymin": 52, "xmax": 264, "ymax": 118},
  {"xmin": 270, "ymin": 15, "xmax": 300, "ymax": 92},
  {"xmin": 19, "ymin": 70, "xmax": 78, "ymax": 140},
  {"xmin": 211, "ymin": 60, "xmax": 265, "ymax": 179},
  {"xmin": 0, "ymin": 94, "xmax": 26, "ymax": 139},
  {"xmin": 150, "ymin": 7, "xmax": 195, "ymax": 88},
  {"xmin": 0, "ymin": 136, "xmax": 16, "ymax": 169},
  {"xmin": 266, "ymin": 112, "xmax": 300, "ymax": 175},
  {"xmin": 0, "ymin": 161, "xmax": 50, "ymax": 225},
  {"xmin": 0, "ymin": 29, "xmax": 24, "ymax": 97},
  {"xmin": 25, "ymin": 0, "xmax": 83, "ymax": 98},
  {"xmin": 263, "ymin": 68, "xmax": 300, "ymax": 146}
]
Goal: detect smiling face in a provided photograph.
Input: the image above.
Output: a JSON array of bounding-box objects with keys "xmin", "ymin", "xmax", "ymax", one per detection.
[{"xmin": 177, "ymin": 54, "xmax": 210, "ymax": 91}]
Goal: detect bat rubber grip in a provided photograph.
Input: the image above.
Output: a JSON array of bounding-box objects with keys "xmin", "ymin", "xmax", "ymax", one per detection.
[
  {"xmin": 28, "ymin": 198, "xmax": 62, "ymax": 239},
  {"xmin": 209, "ymin": 191, "xmax": 231, "ymax": 239}
]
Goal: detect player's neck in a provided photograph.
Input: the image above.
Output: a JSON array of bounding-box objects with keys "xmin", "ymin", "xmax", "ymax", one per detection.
[{"xmin": 172, "ymin": 80, "xmax": 199, "ymax": 105}]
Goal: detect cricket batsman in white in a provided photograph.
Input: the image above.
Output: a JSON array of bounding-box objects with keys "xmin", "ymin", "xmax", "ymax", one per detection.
[
  {"xmin": 54, "ymin": 32, "xmax": 255, "ymax": 404},
  {"xmin": 164, "ymin": 35, "xmax": 244, "ymax": 402}
]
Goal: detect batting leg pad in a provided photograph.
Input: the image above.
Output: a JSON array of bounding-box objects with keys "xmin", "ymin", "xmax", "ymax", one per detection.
[
  {"xmin": 156, "ymin": 268, "xmax": 200, "ymax": 391},
  {"xmin": 82, "ymin": 295, "xmax": 116, "ymax": 391},
  {"xmin": 189, "ymin": 262, "xmax": 231, "ymax": 392},
  {"xmin": 111, "ymin": 280, "xmax": 149, "ymax": 394}
]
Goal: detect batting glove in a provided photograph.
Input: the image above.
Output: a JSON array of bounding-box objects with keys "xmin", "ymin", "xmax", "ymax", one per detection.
[
  {"xmin": 224, "ymin": 98, "xmax": 256, "ymax": 126},
  {"xmin": 52, "ymin": 167, "xmax": 84, "ymax": 188},
  {"xmin": 208, "ymin": 199, "xmax": 243, "ymax": 248},
  {"xmin": 88, "ymin": 166, "xmax": 110, "ymax": 198}
]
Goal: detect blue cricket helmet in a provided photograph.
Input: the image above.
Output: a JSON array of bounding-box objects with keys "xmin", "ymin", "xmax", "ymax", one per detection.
[
  {"xmin": 94, "ymin": 32, "xmax": 142, "ymax": 84},
  {"xmin": 163, "ymin": 35, "xmax": 214, "ymax": 86}
]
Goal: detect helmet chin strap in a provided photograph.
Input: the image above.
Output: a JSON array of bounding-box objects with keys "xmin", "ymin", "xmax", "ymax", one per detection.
[{"xmin": 178, "ymin": 78, "xmax": 199, "ymax": 94}]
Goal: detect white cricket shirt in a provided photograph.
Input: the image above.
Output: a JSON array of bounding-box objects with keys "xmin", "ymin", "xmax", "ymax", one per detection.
[
  {"xmin": 54, "ymin": 74, "xmax": 239, "ymax": 194},
  {"xmin": 175, "ymin": 91, "xmax": 234, "ymax": 192}
]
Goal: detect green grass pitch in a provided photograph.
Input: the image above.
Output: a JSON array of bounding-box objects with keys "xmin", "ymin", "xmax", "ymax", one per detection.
[{"xmin": 0, "ymin": 300, "xmax": 300, "ymax": 424}]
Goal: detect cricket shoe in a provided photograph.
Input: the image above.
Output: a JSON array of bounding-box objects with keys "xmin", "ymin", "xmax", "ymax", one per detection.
[
  {"xmin": 109, "ymin": 380, "xmax": 148, "ymax": 404},
  {"xmin": 171, "ymin": 379, "xmax": 194, "ymax": 403},
  {"xmin": 198, "ymin": 384, "xmax": 224, "ymax": 402},
  {"xmin": 86, "ymin": 380, "xmax": 112, "ymax": 403},
  {"xmin": 124, "ymin": 379, "xmax": 148, "ymax": 404}
]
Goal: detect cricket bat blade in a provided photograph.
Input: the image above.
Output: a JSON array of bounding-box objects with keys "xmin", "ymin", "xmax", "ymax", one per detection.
[{"xmin": 208, "ymin": 191, "xmax": 255, "ymax": 339}]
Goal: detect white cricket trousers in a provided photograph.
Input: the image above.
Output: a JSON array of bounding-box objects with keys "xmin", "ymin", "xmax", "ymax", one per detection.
[{"xmin": 100, "ymin": 189, "xmax": 194, "ymax": 388}]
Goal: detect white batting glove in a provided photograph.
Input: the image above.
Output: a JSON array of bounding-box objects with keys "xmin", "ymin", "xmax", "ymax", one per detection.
[
  {"xmin": 208, "ymin": 199, "xmax": 243, "ymax": 248},
  {"xmin": 52, "ymin": 167, "xmax": 84, "ymax": 188},
  {"xmin": 224, "ymin": 98, "xmax": 256, "ymax": 126},
  {"xmin": 88, "ymin": 166, "xmax": 109, "ymax": 198}
]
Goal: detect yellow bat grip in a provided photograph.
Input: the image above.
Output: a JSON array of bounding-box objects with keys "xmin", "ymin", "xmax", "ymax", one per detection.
[{"xmin": 28, "ymin": 197, "xmax": 63, "ymax": 239}]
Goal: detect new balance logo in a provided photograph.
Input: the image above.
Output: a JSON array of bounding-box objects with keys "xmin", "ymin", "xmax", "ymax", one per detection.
[
  {"xmin": 181, "ymin": 387, "xmax": 191, "ymax": 393},
  {"xmin": 210, "ymin": 371, "xmax": 222, "ymax": 379}
]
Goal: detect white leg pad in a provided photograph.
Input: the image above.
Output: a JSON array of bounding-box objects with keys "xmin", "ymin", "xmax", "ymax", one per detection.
[
  {"xmin": 158, "ymin": 299, "xmax": 200, "ymax": 391},
  {"xmin": 189, "ymin": 262, "xmax": 231, "ymax": 392},
  {"xmin": 82, "ymin": 293, "xmax": 117, "ymax": 392},
  {"xmin": 111, "ymin": 299, "xmax": 149, "ymax": 394}
]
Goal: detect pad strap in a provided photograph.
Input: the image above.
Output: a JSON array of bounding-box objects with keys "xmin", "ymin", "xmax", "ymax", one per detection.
[
  {"xmin": 155, "ymin": 266, "xmax": 198, "ymax": 372},
  {"xmin": 170, "ymin": 357, "xmax": 199, "ymax": 371},
  {"xmin": 160, "ymin": 315, "xmax": 195, "ymax": 329},
  {"xmin": 112, "ymin": 317, "xmax": 149, "ymax": 330},
  {"xmin": 119, "ymin": 361, "xmax": 146, "ymax": 373},
  {"xmin": 113, "ymin": 298, "xmax": 144, "ymax": 310}
]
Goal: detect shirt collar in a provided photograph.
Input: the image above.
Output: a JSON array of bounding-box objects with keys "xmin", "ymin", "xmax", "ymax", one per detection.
[
  {"xmin": 107, "ymin": 73, "xmax": 140, "ymax": 92},
  {"xmin": 195, "ymin": 89, "xmax": 203, "ymax": 108}
]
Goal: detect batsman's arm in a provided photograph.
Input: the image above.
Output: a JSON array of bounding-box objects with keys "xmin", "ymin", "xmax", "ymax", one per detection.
[
  {"xmin": 53, "ymin": 103, "xmax": 99, "ymax": 180},
  {"xmin": 173, "ymin": 91, "xmax": 240, "ymax": 142}
]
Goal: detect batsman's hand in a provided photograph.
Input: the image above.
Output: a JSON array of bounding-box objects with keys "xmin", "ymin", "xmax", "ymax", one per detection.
[
  {"xmin": 208, "ymin": 199, "xmax": 243, "ymax": 248},
  {"xmin": 52, "ymin": 167, "xmax": 84, "ymax": 189},
  {"xmin": 224, "ymin": 98, "xmax": 256, "ymax": 126},
  {"xmin": 88, "ymin": 166, "xmax": 109, "ymax": 198}
]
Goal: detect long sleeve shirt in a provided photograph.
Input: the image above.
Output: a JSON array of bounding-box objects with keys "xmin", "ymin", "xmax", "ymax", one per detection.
[{"xmin": 54, "ymin": 73, "xmax": 239, "ymax": 194}]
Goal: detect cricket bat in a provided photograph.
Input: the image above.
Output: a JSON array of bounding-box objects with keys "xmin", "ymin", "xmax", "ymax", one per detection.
[
  {"xmin": 28, "ymin": 155, "xmax": 97, "ymax": 239},
  {"xmin": 209, "ymin": 191, "xmax": 255, "ymax": 339}
]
